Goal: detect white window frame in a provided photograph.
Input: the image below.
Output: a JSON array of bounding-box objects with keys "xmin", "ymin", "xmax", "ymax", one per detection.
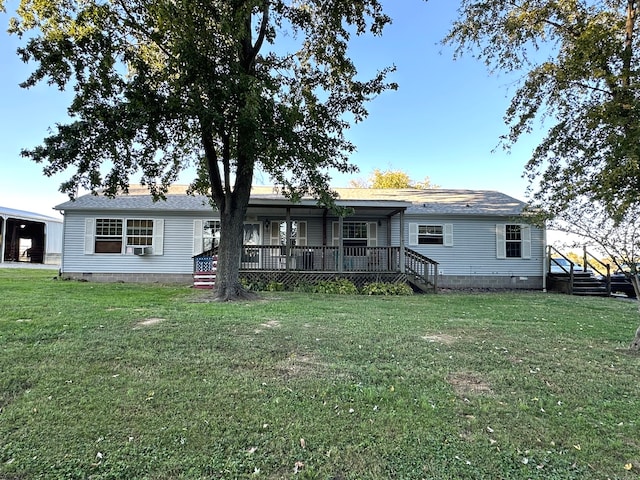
[
  {"xmin": 126, "ymin": 219, "xmax": 154, "ymax": 247},
  {"xmin": 193, "ymin": 219, "xmax": 221, "ymax": 255},
  {"xmin": 409, "ymin": 223, "xmax": 453, "ymax": 247},
  {"xmin": 496, "ymin": 224, "xmax": 531, "ymax": 259},
  {"xmin": 269, "ymin": 220, "xmax": 307, "ymax": 246},
  {"xmin": 93, "ymin": 218, "xmax": 123, "ymax": 254},
  {"xmin": 332, "ymin": 221, "xmax": 377, "ymax": 247},
  {"xmin": 85, "ymin": 218, "xmax": 164, "ymax": 255}
]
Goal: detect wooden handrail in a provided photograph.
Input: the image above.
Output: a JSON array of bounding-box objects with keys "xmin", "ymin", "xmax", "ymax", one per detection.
[{"xmin": 404, "ymin": 247, "xmax": 439, "ymax": 291}]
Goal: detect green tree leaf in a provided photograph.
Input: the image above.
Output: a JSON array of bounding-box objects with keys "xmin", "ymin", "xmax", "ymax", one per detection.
[
  {"xmin": 444, "ymin": 0, "xmax": 640, "ymax": 222},
  {"xmin": 8, "ymin": 0, "xmax": 396, "ymax": 300}
]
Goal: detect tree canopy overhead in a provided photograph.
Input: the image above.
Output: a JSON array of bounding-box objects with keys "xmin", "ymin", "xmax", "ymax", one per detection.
[
  {"xmin": 444, "ymin": 0, "xmax": 640, "ymax": 222},
  {"xmin": 5, "ymin": 0, "xmax": 397, "ymax": 300},
  {"xmin": 349, "ymin": 168, "xmax": 438, "ymax": 189}
]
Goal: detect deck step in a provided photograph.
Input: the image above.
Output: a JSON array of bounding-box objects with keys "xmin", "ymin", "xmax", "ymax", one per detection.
[
  {"xmin": 406, "ymin": 274, "xmax": 434, "ymax": 293},
  {"xmin": 547, "ymin": 271, "xmax": 611, "ymax": 296}
]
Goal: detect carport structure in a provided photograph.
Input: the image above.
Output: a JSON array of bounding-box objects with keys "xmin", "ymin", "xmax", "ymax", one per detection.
[{"xmin": 0, "ymin": 206, "xmax": 63, "ymax": 265}]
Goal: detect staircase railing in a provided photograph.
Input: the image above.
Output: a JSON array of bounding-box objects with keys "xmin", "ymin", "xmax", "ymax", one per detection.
[
  {"xmin": 579, "ymin": 246, "xmax": 611, "ymax": 295},
  {"xmin": 547, "ymin": 246, "xmax": 610, "ymax": 295},
  {"xmin": 404, "ymin": 247, "xmax": 439, "ymax": 292},
  {"xmin": 547, "ymin": 246, "xmax": 579, "ymax": 294}
]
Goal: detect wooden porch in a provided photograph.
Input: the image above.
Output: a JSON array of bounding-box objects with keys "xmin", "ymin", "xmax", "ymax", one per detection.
[{"xmin": 194, "ymin": 245, "xmax": 439, "ymax": 292}]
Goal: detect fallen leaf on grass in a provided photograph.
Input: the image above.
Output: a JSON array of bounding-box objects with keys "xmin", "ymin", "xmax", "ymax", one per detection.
[
  {"xmin": 624, "ymin": 463, "xmax": 632, "ymax": 470},
  {"xmin": 293, "ymin": 461, "xmax": 305, "ymax": 474},
  {"xmin": 299, "ymin": 438, "xmax": 306, "ymax": 449}
]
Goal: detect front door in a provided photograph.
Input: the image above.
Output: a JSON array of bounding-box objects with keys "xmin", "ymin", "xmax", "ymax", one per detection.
[{"xmin": 241, "ymin": 223, "xmax": 262, "ymax": 268}]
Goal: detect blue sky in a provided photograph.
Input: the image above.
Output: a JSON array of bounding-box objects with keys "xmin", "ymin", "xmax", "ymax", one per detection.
[{"xmin": 0, "ymin": 0, "xmax": 545, "ymax": 219}]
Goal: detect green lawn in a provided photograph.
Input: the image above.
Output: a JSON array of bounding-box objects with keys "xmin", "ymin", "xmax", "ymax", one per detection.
[{"xmin": 1, "ymin": 269, "xmax": 639, "ymax": 479}]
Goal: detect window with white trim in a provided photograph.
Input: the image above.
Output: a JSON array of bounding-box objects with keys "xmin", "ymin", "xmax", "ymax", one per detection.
[
  {"xmin": 86, "ymin": 218, "xmax": 164, "ymax": 255},
  {"xmin": 409, "ymin": 223, "xmax": 453, "ymax": 247},
  {"xmin": 419, "ymin": 225, "xmax": 443, "ymax": 244},
  {"xmin": 505, "ymin": 224, "xmax": 522, "ymax": 258},
  {"xmin": 127, "ymin": 219, "xmax": 154, "ymax": 246},
  {"xmin": 193, "ymin": 219, "xmax": 221, "ymax": 255},
  {"xmin": 269, "ymin": 221, "xmax": 307, "ymax": 246},
  {"xmin": 332, "ymin": 221, "xmax": 377, "ymax": 247},
  {"xmin": 203, "ymin": 220, "xmax": 221, "ymax": 251},
  {"xmin": 496, "ymin": 224, "xmax": 531, "ymax": 259},
  {"xmin": 95, "ymin": 219, "xmax": 123, "ymax": 253}
]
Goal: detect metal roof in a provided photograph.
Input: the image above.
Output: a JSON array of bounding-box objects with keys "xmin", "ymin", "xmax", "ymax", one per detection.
[
  {"xmin": 0, "ymin": 206, "xmax": 63, "ymax": 223},
  {"xmin": 55, "ymin": 185, "xmax": 527, "ymax": 216}
]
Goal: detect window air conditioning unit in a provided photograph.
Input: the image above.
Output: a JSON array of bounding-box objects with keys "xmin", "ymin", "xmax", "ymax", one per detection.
[{"xmin": 133, "ymin": 246, "xmax": 153, "ymax": 256}]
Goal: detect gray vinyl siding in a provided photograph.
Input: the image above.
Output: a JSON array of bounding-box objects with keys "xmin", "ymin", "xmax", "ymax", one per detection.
[
  {"xmin": 62, "ymin": 211, "xmax": 214, "ymax": 275},
  {"xmin": 62, "ymin": 208, "xmax": 538, "ymax": 278},
  {"xmin": 393, "ymin": 215, "xmax": 544, "ymax": 277},
  {"xmin": 61, "ymin": 209, "xmax": 393, "ymax": 275}
]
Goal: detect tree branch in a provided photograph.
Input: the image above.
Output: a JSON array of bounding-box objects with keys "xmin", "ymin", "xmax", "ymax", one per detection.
[
  {"xmin": 112, "ymin": 0, "xmax": 173, "ymax": 59},
  {"xmin": 200, "ymin": 119, "xmax": 224, "ymax": 209},
  {"xmin": 250, "ymin": 1, "xmax": 269, "ymax": 63}
]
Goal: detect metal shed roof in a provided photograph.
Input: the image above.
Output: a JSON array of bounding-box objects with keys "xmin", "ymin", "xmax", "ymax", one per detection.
[{"xmin": 0, "ymin": 206, "xmax": 63, "ymax": 223}]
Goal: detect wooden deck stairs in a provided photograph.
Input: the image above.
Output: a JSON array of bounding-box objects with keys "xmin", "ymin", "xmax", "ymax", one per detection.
[
  {"xmin": 547, "ymin": 247, "xmax": 610, "ymax": 297},
  {"xmin": 547, "ymin": 271, "xmax": 609, "ymax": 296},
  {"xmin": 404, "ymin": 248, "xmax": 438, "ymax": 293}
]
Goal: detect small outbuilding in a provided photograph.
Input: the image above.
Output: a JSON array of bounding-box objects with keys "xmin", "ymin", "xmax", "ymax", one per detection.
[{"xmin": 0, "ymin": 206, "xmax": 63, "ymax": 265}]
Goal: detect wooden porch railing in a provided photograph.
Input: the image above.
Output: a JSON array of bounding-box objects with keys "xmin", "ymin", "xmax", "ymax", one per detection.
[
  {"xmin": 239, "ymin": 245, "xmax": 402, "ymax": 273},
  {"xmin": 195, "ymin": 245, "xmax": 439, "ymax": 293},
  {"xmin": 404, "ymin": 247, "xmax": 438, "ymax": 292}
]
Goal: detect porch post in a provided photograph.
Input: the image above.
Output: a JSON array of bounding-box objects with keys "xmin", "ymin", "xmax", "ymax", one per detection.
[
  {"xmin": 0, "ymin": 216, "xmax": 5, "ymax": 264},
  {"xmin": 338, "ymin": 216, "xmax": 344, "ymax": 274},
  {"xmin": 399, "ymin": 209, "xmax": 405, "ymax": 273},
  {"xmin": 285, "ymin": 208, "xmax": 291, "ymax": 272}
]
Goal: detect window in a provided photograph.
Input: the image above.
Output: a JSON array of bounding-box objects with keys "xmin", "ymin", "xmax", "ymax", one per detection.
[
  {"xmin": 409, "ymin": 223, "xmax": 453, "ymax": 247},
  {"xmin": 496, "ymin": 224, "xmax": 531, "ymax": 259},
  {"xmin": 332, "ymin": 221, "xmax": 377, "ymax": 247},
  {"xmin": 505, "ymin": 224, "xmax": 522, "ymax": 258},
  {"xmin": 95, "ymin": 219, "xmax": 123, "ymax": 253},
  {"xmin": 342, "ymin": 222, "xmax": 368, "ymax": 247},
  {"xmin": 203, "ymin": 220, "xmax": 221, "ymax": 252},
  {"xmin": 193, "ymin": 219, "xmax": 221, "ymax": 255},
  {"xmin": 127, "ymin": 219, "xmax": 154, "ymax": 246},
  {"xmin": 418, "ymin": 225, "xmax": 443, "ymax": 245},
  {"xmin": 86, "ymin": 218, "xmax": 163, "ymax": 255},
  {"xmin": 269, "ymin": 221, "xmax": 307, "ymax": 246}
]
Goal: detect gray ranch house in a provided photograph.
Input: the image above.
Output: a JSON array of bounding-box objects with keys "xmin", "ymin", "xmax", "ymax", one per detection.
[{"xmin": 54, "ymin": 185, "xmax": 545, "ymax": 292}]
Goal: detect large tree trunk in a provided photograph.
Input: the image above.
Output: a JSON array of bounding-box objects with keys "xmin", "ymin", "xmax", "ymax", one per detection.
[{"xmin": 213, "ymin": 201, "xmax": 258, "ymax": 302}]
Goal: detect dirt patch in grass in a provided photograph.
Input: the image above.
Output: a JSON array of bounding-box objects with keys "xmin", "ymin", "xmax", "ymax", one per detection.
[
  {"xmin": 447, "ymin": 371, "xmax": 493, "ymax": 397},
  {"xmin": 187, "ymin": 290, "xmax": 278, "ymax": 304},
  {"xmin": 255, "ymin": 320, "xmax": 281, "ymax": 333},
  {"xmin": 277, "ymin": 353, "xmax": 327, "ymax": 379},
  {"xmin": 133, "ymin": 317, "xmax": 166, "ymax": 329},
  {"xmin": 421, "ymin": 333, "xmax": 458, "ymax": 345}
]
